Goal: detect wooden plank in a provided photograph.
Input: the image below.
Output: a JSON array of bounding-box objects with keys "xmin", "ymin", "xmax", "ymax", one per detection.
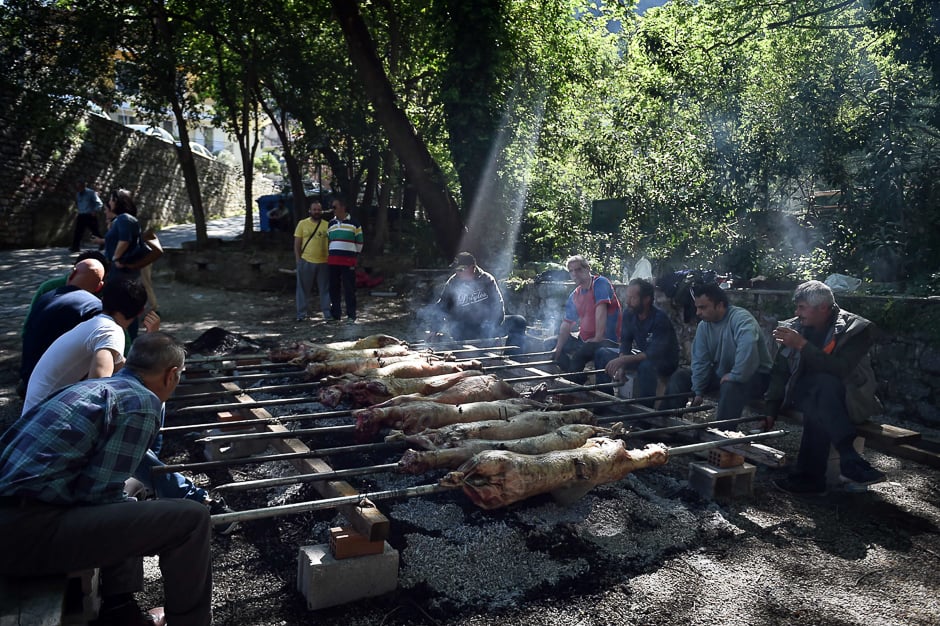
[
  {"xmin": 221, "ymin": 384, "xmax": 389, "ymax": 541},
  {"xmin": 856, "ymin": 422, "xmax": 921, "ymax": 445},
  {"xmin": 0, "ymin": 575, "xmax": 67, "ymax": 626}
]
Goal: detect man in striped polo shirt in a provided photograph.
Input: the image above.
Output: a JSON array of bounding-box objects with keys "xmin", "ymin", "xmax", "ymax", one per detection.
[{"xmin": 327, "ymin": 194, "xmax": 364, "ymax": 323}]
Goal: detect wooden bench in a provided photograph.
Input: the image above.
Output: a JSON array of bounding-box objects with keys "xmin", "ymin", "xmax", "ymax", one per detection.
[{"xmin": 0, "ymin": 569, "xmax": 99, "ymax": 626}]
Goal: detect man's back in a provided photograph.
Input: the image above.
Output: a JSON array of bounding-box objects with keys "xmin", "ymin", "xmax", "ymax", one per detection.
[
  {"xmin": 24, "ymin": 314, "xmax": 125, "ymax": 414},
  {"xmin": 21, "ymin": 285, "xmax": 102, "ymax": 383}
]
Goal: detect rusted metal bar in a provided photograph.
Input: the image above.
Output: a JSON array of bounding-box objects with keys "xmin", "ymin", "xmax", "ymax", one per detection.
[
  {"xmin": 548, "ymin": 381, "xmax": 620, "ymax": 393},
  {"xmin": 185, "ymin": 362, "xmax": 297, "ymax": 374},
  {"xmin": 210, "ymin": 483, "xmax": 453, "ymax": 527},
  {"xmin": 481, "ymin": 360, "xmax": 555, "ymax": 372},
  {"xmin": 160, "ymin": 408, "xmax": 353, "ymax": 434},
  {"xmin": 565, "ymin": 392, "xmax": 692, "ymax": 410},
  {"xmin": 152, "ymin": 441, "xmax": 407, "ymax": 474},
  {"xmin": 503, "ymin": 369, "xmax": 605, "ymax": 383},
  {"xmin": 667, "ymin": 430, "xmax": 787, "ymax": 456},
  {"xmin": 214, "ymin": 463, "xmax": 400, "ymax": 493},
  {"xmin": 177, "ymin": 369, "xmax": 309, "ymax": 386},
  {"xmin": 595, "ymin": 404, "xmax": 714, "ymax": 424},
  {"xmin": 168, "ymin": 380, "xmax": 322, "ymax": 403},
  {"xmin": 619, "ymin": 415, "xmax": 760, "ymax": 438},
  {"xmin": 185, "ymin": 352, "xmax": 269, "ymax": 364},
  {"xmin": 173, "ymin": 394, "xmax": 323, "ymax": 415},
  {"xmin": 196, "ymin": 424, "xmax": 355, "ymax": 444}
]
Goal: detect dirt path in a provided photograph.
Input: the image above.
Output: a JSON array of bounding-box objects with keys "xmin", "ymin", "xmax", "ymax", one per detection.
[{"xmin": 2, "ymin": 277, "xmax": 938, "ymax": 625}]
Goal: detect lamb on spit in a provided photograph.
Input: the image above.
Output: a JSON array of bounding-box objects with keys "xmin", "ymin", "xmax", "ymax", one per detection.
[
  {"xmin": 353, "ymin": 397, "xmax": 546, "ymax": 438},
  {"xmin": 403, "ymin": 408, "xmax": 596, "ymax": 447},
  {"xmin": 319, "ymin": 369, "xmax": 490, "ymax": 408},
  {"xmin": 397, "ymin": 424, "xmax": 602, "ymax": 474},
  {"xmin": 441, "ymin": 438, "xmax": 669, "ymax": 509},
  {"xmin": 304, "ymin": 354, "xmax": 437, "ymax": 378},
  {"xmin": 268, "ymin": 334, "xmax": 412, "ymax": 365}
]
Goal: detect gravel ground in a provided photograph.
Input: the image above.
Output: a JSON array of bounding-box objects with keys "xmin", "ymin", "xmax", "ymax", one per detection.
[{"xmin": 2, "ymin": 277, "xmax": 939, "ymax": 626}]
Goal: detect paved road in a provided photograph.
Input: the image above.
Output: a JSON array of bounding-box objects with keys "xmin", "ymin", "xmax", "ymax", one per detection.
[{"xmin": 0, "ymin": 215, "xmax": 254, "ymax": 346}]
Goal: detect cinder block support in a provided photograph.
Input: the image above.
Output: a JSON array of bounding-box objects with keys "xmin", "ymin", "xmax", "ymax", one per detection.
[
  {"xmin": 297, "ymin": 543, "xmax": 399, "ymax": 610},
  {"xmin": 688, "ymin": 461, "xmax": 756, "ymax": 502}
]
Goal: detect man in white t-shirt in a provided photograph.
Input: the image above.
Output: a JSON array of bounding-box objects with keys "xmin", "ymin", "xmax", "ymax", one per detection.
[{"xmin": 24, "ymin": 278, "xmax": 157, "ymax": 414}]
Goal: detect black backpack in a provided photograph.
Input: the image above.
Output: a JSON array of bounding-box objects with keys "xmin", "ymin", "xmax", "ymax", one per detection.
[{"xmin": 656, "ymin": 269, "xmax": 718, "ymax": 323}]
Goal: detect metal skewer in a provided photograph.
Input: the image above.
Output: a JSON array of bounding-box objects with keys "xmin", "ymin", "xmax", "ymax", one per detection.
[
  {"xmin": 160, "ymin": 408, "xmax": 354, "ymax": 434},
  {"xmin": 177, "ymin": 369, "xmax": 309, "ymax": 386},
  {"xmin": 168, "ymin": 381, "xmax": 322, "ymax": 403}
]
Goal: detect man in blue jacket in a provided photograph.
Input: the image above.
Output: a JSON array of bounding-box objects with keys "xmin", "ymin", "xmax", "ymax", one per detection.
[
  {"xmin": 663, "ymin": 282, "xmax": 772, "ymax": 420},
  {"xmin": 594, "ymin": 278, "xmax": 679, "ymax": 405}
]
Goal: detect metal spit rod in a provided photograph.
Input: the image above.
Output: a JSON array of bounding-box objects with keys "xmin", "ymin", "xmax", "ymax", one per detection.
[
  {"xmin": 160, "ymin": 408, "xmax": 354, "ymax": 434},
  {"xmin": 168, "ymin": 380, "xmax": 323, "ymax": 403},
  {"xmin": 207, "ymin": 431, "xmax": 788, "ymax": 525},
  {"xmin": 152, "ymin": 441, "xmax": 408, "ymax": 475},
  {"xmin": 211, "ymin": 415, "xmax": 759, "ymax": 494}
]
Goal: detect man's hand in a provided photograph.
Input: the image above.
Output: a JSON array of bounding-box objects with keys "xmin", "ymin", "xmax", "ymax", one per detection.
[
  {"xmin": 688, "ymin": 395, "xmax": 704, "ymax": 407},
  {"xmin": 142, "ymin": 310, "xmax": 161, "ymax": 333},
  {"xmin": 605, "ymin": 356, "xmax": 626, "ymax": 381},
  {"xmin": 773, "ymin": 326, "xmax": 807, "ymax": 350},
  {"xmin": 720, "ymin": 373, "xmax": 733, "ymax": 384},
  {"xmin": 761, "ymin": 415, "xmax": 776, "ymax": 432}
]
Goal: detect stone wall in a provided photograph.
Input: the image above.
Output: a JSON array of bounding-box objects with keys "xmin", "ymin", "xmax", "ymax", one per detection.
[
  {"xmin": 0, "ymin": 111, "xmax": 274, "ymax": 249},
  {"xmin": 498, "ymin": 281, "xmax": 940, "ymax": 428}
]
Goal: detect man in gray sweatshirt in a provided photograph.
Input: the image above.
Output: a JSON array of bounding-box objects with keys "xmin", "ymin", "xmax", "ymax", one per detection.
[{"xmin": 663, "ymin": 282, "xmax": 772, "ymax": 420}]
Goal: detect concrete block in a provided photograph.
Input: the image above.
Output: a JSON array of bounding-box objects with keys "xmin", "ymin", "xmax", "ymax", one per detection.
[
  {"xmin": 688, "ymin": 461, "xmax": 756, "ymax": 502},
  {"xmin": 297, "ymin": 542, "xmax": 398, "ymax": 610}
]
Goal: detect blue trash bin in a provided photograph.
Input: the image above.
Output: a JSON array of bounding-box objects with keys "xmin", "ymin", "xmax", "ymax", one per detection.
[{"xmin": 256, "ymin": 194, "xmax": 283, "ymax": 232}]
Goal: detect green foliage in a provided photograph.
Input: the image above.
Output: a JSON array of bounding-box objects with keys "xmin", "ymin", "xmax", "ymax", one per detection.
[{"xmin": 254, "ymin": 152, "xmax": 280, "ymax": 175}]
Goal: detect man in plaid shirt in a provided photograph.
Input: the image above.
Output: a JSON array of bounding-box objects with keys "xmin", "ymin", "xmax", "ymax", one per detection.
[{"xmin": 0, "ymin": 332, "xmax": 212, "ymax": 626}]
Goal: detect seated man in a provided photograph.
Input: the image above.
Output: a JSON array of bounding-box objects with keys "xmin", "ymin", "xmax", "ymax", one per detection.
[
  {"xmin": 421, "ymin": 252, "xmax": 528, "ymax": 354},
  {"xmin": 24, "ymin": 278, "xmax": 236, "ymax": 534},
  {"xmin": 20, "ymin": 256, "xmax": 107, "ymax": 391},
  {"xmin": 662, "ymin": 282, "xmax": 772, "ymax": 420},
  {"xmin": 766, "ymin": 280, "xmax": 886, "ymax": 495},
  {"xmin": 551, "ymin": 255, "xmax": 622, "ymax": 384},
  {"xmin": 594, "ymin": 278, "xmax": 679, "ymax": 404},
  {"xmin": 0, "ymin": 332, "xmax": 212, "ymax": 626}
]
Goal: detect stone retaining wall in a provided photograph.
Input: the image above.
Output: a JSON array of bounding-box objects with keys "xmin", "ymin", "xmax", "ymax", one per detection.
[{"xmin": 0, "ymin": 111, "xmax": 274, "ymax": 249}]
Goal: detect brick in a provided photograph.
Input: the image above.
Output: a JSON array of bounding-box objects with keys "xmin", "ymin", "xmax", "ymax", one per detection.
[
  {"xmin": 329, "ymin": 527, "xmax": 385, "ymax": 560},
  {"xmin": 707, "ymin": 449, "xmax": 745, "ymax": 468},
  {"xmin": 297, "ymin": 543, "xmax": 399, "ymax": 610}
]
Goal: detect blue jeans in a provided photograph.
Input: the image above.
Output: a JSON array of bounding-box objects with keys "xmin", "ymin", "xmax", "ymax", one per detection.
[
  {"xmin": 593, "ymin": 347, "xmax": 670, "ymax": 405},
  {"xmin": 662, "ymin": 367, "xmax": 770, "ymax": 421},
  {"xmin": 296, "ymin": 259, "xmax": 330, "ymax": 319},
  {"xmin": 134, "ymin": 450, "xmax": 207, "ymax": 503},
  {"xmin": 550, "ymin": 337, "xmax": 618, "ymax": 385}
]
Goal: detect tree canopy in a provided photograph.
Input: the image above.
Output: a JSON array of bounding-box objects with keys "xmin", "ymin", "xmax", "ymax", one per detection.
[{"xmin": 5, "ymin": 0, "xmax": 938, "ymax": 290}]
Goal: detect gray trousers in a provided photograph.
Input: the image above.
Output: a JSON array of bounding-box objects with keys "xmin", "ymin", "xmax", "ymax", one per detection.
[
  {"xmin": 0, "ymin": 498, "xmax": 212, "ymax": 626},
  {"xmin": 296, "ymin": 259, "xmax": 330, "ymax": 319}
]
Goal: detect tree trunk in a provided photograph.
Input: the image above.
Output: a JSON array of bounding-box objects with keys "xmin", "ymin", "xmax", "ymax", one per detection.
[{"xmin": 330, "ymin": 0, "xmax": 464, "ymax": 259}]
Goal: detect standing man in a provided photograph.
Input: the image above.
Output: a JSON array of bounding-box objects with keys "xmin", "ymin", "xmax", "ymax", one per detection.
[
  {"xmin": 327, "ymin": 194, "xmax": 364, "ymax": 323},
  {"xmin": 293, "ymin": 197, "xmax": 331, "ymax": 322},
  {"xmin": 423, "ymin": 252, "xmax": 528, "ymax": 353},
  {"xmin": 20, "ymin": 257, "xmax": 107, "ymax": 390},
  {"xmin": 663, "ymin": 283, "xmax": 773, "ymax": 420},
  {"xmin": 766, "ymin": 280, "xmax": 886, "ymax": 494},
  {"xmin": 594, "ymin": 278, "xmax": 679, "ymax": 404},
  {"xmin": 552, "ymin": 255, "xmax": 622, "ymax": 383},
  {"xmin": 71, "ymin": 179, "xmax": 103, "ymax": 252},
  {"xmin": 0, "ymin": 332, "xmax": 212, "ymax": 626}
]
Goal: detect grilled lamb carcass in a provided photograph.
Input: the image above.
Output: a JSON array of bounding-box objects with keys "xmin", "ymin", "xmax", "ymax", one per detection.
[
  {"xmin": 411, "ymin": 408, "xmax": 595, "ymax": 447},
  {"xmin": 398, "ymin": 424, "xmax": 601, "ymax": 474},
  {"xmin": 318, "ymin": 369, "xmax": 487, "ymax": 408},
  {"xmin": 356, "ymin": 358, "xmax": 478, "ymax": 380},
  {"xmin": 305, "ymin": 354, "xmax": 427, "ymax": 379},
  {"xmin": 269, "ymin": 339, "xmax": 413, "ymax": 365},
  {"xmin": 440, "ymin": 438, "xmax": 668, "ymax": 509},
  {"xmin": 354, "ymin": 397, "xmax": 544, "ymax": 439},
  {"xmin": 379, "ymin": 374, "xmax": 518, "ymax": 408}
]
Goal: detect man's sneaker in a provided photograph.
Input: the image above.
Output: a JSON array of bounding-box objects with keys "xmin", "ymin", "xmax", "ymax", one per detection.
[
  {"xmin": 773, "ymin": 475, "xmax": 827, "ymax": 496},
  {"xmin": 206, "ymin": 496, "xmax": 239, "ymax": 535},
  {"xmin": 296, "ymin": 315, "xmax": 307, "ymax": 322},
  {"xmin": 346, "ymin": 317, "xmax": 357, "ymax": 325},
  {"xmin": 91, "ymin": 597, "xmax": 164, "ymax": 626},
  {"xmin": 839, "ymin": 458, "xmax": 887, "ymax": 486}
]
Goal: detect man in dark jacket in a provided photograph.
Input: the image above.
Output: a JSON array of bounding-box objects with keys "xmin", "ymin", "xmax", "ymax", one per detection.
[
  {"xmin": 766, "ymin": 280, "xmax": 885, "ymax": 495},
  {"xmin": 423, "ymin": 252, "xmax": 527, "ymax": 353},
  {"xmin": 594, "ymin": 278, "xmax": 678, "ymax": 405}
]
